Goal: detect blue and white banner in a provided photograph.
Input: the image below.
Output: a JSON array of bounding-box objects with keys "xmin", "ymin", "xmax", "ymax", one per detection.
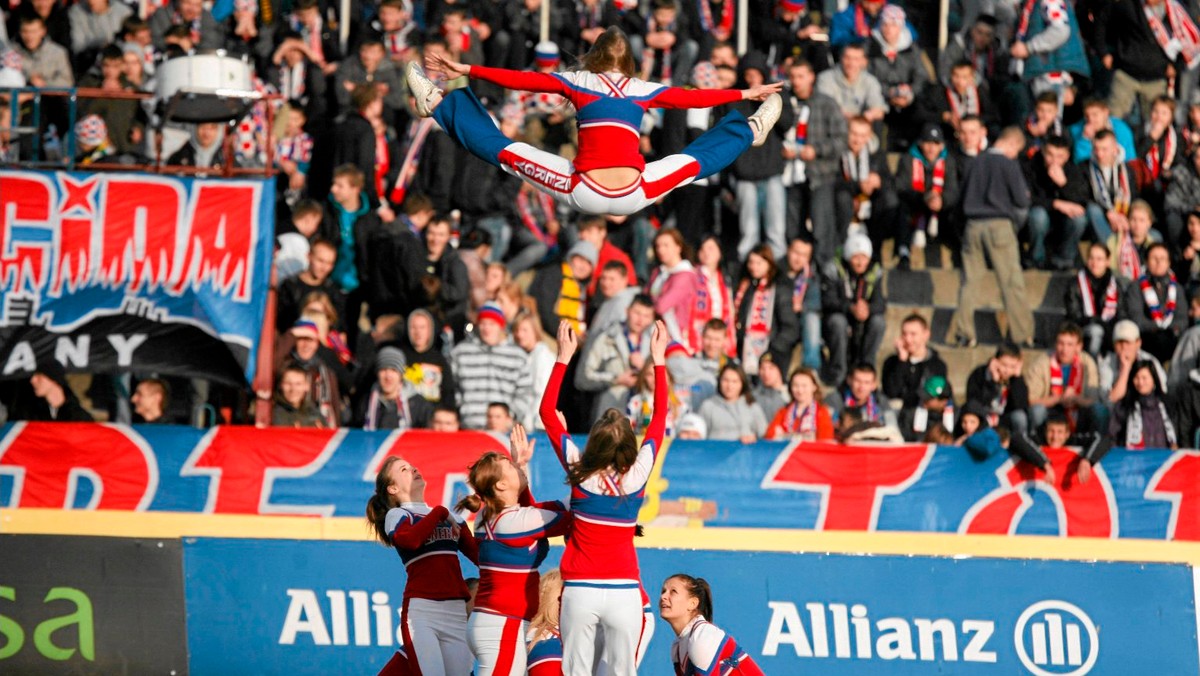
[
  {"xmin": 0, "ymin": 170, "xmax": 275, "ymax": 384},
  {"xmin": 181, "ymin": 538, "xmax": 1200, "ymax": 675}
]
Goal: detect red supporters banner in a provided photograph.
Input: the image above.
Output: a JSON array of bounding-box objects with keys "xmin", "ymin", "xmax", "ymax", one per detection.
[
  {"xmin": 0, "ymin": 423, "xmax": 1196, "ymax": 541},
  {"xmin": 0, "ymin": 170, "xmax": 275, "ymax": 385}
]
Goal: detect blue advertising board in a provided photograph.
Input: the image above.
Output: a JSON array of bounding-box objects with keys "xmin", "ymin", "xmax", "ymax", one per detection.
[{"xmin": 182, "ymin": 538, "xmax": 1199, "ymax": 675}]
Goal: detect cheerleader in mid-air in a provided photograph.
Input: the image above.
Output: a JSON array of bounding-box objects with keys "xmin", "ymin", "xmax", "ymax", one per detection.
[
  {"xmin": 660, "ymin": 575, "xmax": 766, "ymax": 675},
  {"xmin": 457, "ymin": 424, "xmax": 572, "ymax": 675},
  {"xmin": 541, "ymin": 318, "xmax": 670, "ymax": 676},
  {"xmin": 366, "ymin": 456, "xmax": 477, "ymax": 676}
]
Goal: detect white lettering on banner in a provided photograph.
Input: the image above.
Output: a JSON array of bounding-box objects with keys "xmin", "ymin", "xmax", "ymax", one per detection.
[
  {"xmin": 279, "ymin": 589, "xmax": 402, "ymax": 648},
  {"xmin": 1, "ymin": 335, "xmax": 150, "ymax": 375},
  {"xmin": 2, "ymin": 342, "xmax": 35, "ymax": 374},
  {"xmin": 762, "ymin": 601, "xmax": 997, "ymax": 664},
  {"xmin": 107, "ymin": 333, "xmax": 148, "ymax": 366}
]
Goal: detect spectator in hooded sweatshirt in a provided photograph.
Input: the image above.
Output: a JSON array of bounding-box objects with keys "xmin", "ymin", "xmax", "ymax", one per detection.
[
  {"xmin": 399, "ymin": 308, "xmax": 456, "ymax": 408},
  {"xmin": 27, "ymin": 360, "xmax": 93, "ymax": 422}
]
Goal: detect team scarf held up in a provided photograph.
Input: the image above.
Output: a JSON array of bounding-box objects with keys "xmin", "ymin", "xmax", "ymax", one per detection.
[
  {"xmin": 946, "ymin": 84, "xmax": 980, "ymax": 120},
  {"xmin": 1077, "ymin": 270, "xmax": 1120, "ymax": 320},
  {"xmin": 289, "ymin": 11, "xmax": 326, "ymax": 64},
  {"xmin": 1144, "ymin": 0, "xmax": 1200, "ymax": 69},
  {"xmin": 698, "ymin": 0, "xmax": 735, "ymax": 34},
  {"xmin": 641, "ymin": 16, "xmax": 674, "ymax": 84},
  {"xmin": 734, "ymin": 279, "xmax": 775, "ymax": 376},
  {"xmin": 1089, "ymin": 161, "xmax": 1132, "ymax": 214},
  {"xmin": 1139, "ymin": 272, "xmax": 1179, "ymax": 329},
  {"xmin": 1048, "ymin": 352, "xmax": 1084, "ymax": 429},
  {"xmin": 1145, "ymin": 126, "xmax": 1178, "ymax": 180}
]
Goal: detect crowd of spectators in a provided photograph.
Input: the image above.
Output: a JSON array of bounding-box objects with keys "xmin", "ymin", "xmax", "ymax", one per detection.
[{"xmin": 9, "ymin": 0, "xmax": 1200, "ymax": 470}]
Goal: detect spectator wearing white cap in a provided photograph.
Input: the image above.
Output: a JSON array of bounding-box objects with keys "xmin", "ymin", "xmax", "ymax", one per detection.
[
  {"xmin": 353, "ymin": 347, "xmax": 434, "ymax": 430},
  {"xmin": 450, "ymin": 301, "xmax": 533, "ymax": 429},
  {"xmin": 1100, "ymin": 319, "xmax": 1168, "ymax": 404},
  {"xmin": 821, "ymin": 232, "xmax": 886, "ymax": 387},
  {"xmin": 530, "ymin": 240, "xmax": 598, "ymax": 341}
]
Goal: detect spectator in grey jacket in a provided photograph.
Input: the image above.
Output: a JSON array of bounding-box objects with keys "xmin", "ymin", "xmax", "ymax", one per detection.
[
  {"xmin": 868, "ymin": 5, "xmax": 927, "ymax": 151},
  {"xmin": 576, "ymin": 294, "xmax": 656, "ymax": 419},
  {"xmin": 698, "ymin": 363, "xmax": 768, "ymax": 442},
  {"xmin": 16, "ymin": 16, "xmax": 72, "ymax": 87},
  {"xmin": 782, "ymin": 59, "xmax": 848, "ymax": 266},
  {"xmin": 148, "ymin": 0, "xmax": 225, "ymax": 51},
  {"xmin": 450, "ymin": 302, "xmax": 534, "ymax": 429},
  {"xmin": 68, "ymin": 0, "xmax": 131, "ymax": 66},
  {"xmin": 335, "ymin": 38, "xmax": 406, "ymax": 119},
  {"xmin": 816, "ymin": 43, "xmax": 887, "ymax": 124}
]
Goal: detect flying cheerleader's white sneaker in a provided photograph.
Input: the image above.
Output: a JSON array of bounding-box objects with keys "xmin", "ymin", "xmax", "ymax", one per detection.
[
  {"xmin": 406, "ymin": 62, "xmax": 443, "ymax": 118},
  {"xmin": 748, "ymin": 93, "xmax": 783, "ymax": 147}
]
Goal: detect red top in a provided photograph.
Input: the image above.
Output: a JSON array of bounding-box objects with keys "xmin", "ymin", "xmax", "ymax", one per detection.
[{"xmin": 386, "ymin": 504, "xmax": 479, "ymax": 601}]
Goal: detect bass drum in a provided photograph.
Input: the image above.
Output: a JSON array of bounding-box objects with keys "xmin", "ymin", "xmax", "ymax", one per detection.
[{"xmin": 156, "ymin": 50, "xmax": 256, "ymax": 122}]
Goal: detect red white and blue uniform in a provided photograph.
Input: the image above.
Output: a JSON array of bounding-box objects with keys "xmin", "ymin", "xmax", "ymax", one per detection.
[
  {"xmin": 527, "ymin": 630, "xmax": 564, "ymax": 676},
  {"xmin": 540, "ymin": 361, "xmax": 667, "ymax": 676},
  {"xmin": 432, "ymin": 66, "xmax": 752, "ymax": 216},
  {"xmin": 468, "ymin": 491, "xmax": 571, "ymax": 676},
  {"xmin": 385, "ymin": 503, "xmax": 479, "ymax": 676},
  {"xmin": 672, "ymin": 617, "xmax": 766, "ymax": 676}
]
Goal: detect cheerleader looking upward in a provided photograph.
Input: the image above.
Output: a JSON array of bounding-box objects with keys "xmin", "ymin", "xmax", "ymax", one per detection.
[
  {"xmin": 456, "ymin": 425, "xmax": 572, "ymax": 676},
  {"xmin": 366, "ymin": 457, "xmax": 478, "ymax": 676},
  {"xmin": 541, "ymin": 318, "xmax": 670, "ymax": 676},
  {"xmin": 660, "ymin": 575, "xmax": 765, "ymax": 676}
]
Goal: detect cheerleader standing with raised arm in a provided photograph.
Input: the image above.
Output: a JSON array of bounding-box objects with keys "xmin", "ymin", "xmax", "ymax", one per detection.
[
  {"xmin": 660, "ymin": 575, "xmax": 766, "ymax": 675},
  {"xmin": 541, "ymin": 318, "xmax": 670, "ymax": 676},
  {"xmin": 366, "ymin": 456, "xmax": 478, "ymax": 676},
  {"xmin": 456, "ymin": 425, "xmax": 572, "ymax": 676}
]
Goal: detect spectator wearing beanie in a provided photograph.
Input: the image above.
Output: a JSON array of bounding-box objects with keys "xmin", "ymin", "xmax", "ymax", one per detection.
[
  {"xmin": 450, "ymin": 302, "xmax": 533, "ymax": 429},
  {"xmin": 74, "ymin": 114, "xmax": 114, "ymax": 166},
  {"xmin": 868, "ymin": 4, "xmax": 927, "ymax": 151},
  {"xmin": 27, "ymin": 360, "xmax": 93, "ymax": 422},
  {"xmin": 821, "ymin": 232, "xmax": 886, "ymax": 387},
  {"xmin": 1099, "ymin": 319, "xmax": 1168, "ymax": 405},
  {"xmin": 530, "ymin": 240, "xmax": 598, "ymax": 340},
  {"xmin": 354, "ymin": 347, "xmax": 434, "ymax": 430},
  {"xmin": 276, "ymin": 318, "xmax": 350, "ymax": 427}
]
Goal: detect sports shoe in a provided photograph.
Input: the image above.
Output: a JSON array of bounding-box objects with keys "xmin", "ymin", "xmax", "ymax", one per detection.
[
  {"xmin": 749, "ymin": 93, "xmax": 782, "ymax": 147},
  {"xmin": 406, "ymin": 61, "xmax": 442, "ymax": 118}
]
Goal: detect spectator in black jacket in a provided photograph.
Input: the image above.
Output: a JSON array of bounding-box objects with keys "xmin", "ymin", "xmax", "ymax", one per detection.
[
  {"xmin": 399, "ymin": 308, "xmax": 456, "ymax": 408},
  {"xmin": 268, "ymin": 33, "xmax": 330, "ymax": 132},
  {"xmin": 353, "ymin": 347, "xmax": 434, "ymax": 430},
  {"xmin": 1025, "ymin": 135, "xmax": 1090, "ymax": 271},
  {"xmin": 966, "ymin": 343, "xmax": 1030, "ymax": 435},
  {"xmin": 1125, "ymin": 242, "xmax": 1189, "ymax": 362},
  {"xmin": 1066, "ymin": 242, "xmax": 1129, "ymax": 356},
  {"xmin": 1098, "ymin": 0, "xmax": 1182, "ymax": 124},
  {"xmin": 422, "ymin": 215, "xmax": 471, "ymax": 338},
  {"xmin": 277, "ymin": 239, "xmax": 347, "ymax": 333},
  {"xmin": 332, "ymin": 84, "xmax": 386, "ymax": 209},
  {"xmin": 882, "ymin": 313, "xmax": 951, "ymax": 441},
  {"xmin": 751, "ymin": 0, "xmax": 829, "ymax": 75},
  {"xmin": 734, "ymin": 243, "xmax": 800, "ymax": 376},
  {"xmin": 362, "ymin": 198, "xmax": 433, "ymax": 324},
  {"xmin": 894, "ymin": 124, "xmax": 959, "ymax": 269},
  {"xmin": 640, "ymin": 0, "xmax": 698, "ymax": 86},
  {"xmin": 822, "ymin": 233, "xmax": 886, "ymax": 386},
  {"xmin": 916, "ymin": 61, "xmax": 1000, "ymax": 142},
  {"xmin": 28, "ymin": 360, "xmax": 94, "ymax": 422}
]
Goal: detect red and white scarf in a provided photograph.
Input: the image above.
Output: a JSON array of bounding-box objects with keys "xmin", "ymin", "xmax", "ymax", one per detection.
[
  {"xmin": 792, "ymin": 266, "xmax": 811, "ymax": 312},
  {"xmin": 946, "ymin": 85, "xmax": 979, "ymax": 119},
  {"xmin": 844, "ymin": 391, "xmax": 879, "ymax": 422},
  {"xmin": 854, "ymin": 2, "xmax": 873, "ymax": 38},
  {"xmin": 390, "ymin": 118, "xmax": 434, "ymax": 205},
  {"xmin": 911, "ymin": 156, "xmax": 945, "ymax": 193},
  {"xmin": 374, "ymin": 129, "xmax": 390, "ymax": 202},
  {"xmin": 1117, "ymin": 232, "xmax": 1144, "ymax": 281},
  {"xmin": 1077, "ymin": 270, "xmax": 1119, "ymax": 320},
  {"xmin": 1144, "ymin": 0, "xmax": 1200, "ymax": 68},
  {"xmin": 1139, "ymin": 273, "xmax": 1179, "ymax": 328},
  {"xmin": 1089, "ymin": 162, "xmax": 1131, "ymax": 214},
  {"xmin": 1049, "ymin": 354, "xmax": 1083, "ymax": 398},
  {"xmin": 735, "ymin": 279, "xmax": 775, "ymax": 376},
  {"xmin": 698, "ymin": 0, "xmax": 734, "ymax": 34},
  {"xmin": 516, "ymin": 187, "xmax": 559, "ymax": 247},
  {"xmin": 1145, "ymin": 126, "xmax": 1178, "ymax": 180},
  {"xmin": 785, "ymin": 401, "xmax": 818, "ymax": 439},
  {"xmin": 641, "ymin": 16, "xmax": 674, "ymax": 84}
]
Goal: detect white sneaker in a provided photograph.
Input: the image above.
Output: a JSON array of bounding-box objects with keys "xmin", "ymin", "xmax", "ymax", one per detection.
[
  {"xmin": 748, "ymin": 93, "xmax": 782, "ymax": 147},
  {"xmin": 406, "ymin": 61, "xmax": 442, "ymax": 118},
  {"xmin": 912, "ymin": 230, "xmax": 926, "ymax": 250}
]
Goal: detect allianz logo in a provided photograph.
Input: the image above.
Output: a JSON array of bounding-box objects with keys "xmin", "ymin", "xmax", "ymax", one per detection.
[
  {"xmin": 279, "ymin": 589, "xmax": 403, "ymax": 647},
  {"xmin": 763, "ymin": 599, "xmax": 1099, "ymax": 674}
]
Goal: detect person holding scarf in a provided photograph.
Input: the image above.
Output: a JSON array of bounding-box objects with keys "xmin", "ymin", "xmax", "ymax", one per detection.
[
  {"xmin": 821, "ymin": 233, "xmax": 885, "ymax": 387},
  {"xmin": 1025, "ymin": 322, "xmax": 1104, "ymax": 434},
  {"xmin": 734, "ymin": 244, "xmax": 800, "ymax": 377},
  {"xmin": 354, "ymin": 348, "xmax": 434, "ymax": 430},
  {"xmin": 1098, "ymin": 0, "xmax": 1200, "ymax": 125},
  {"xmin": 1085, "ymin": 130, "xmax": 1140, "ymax": 246},
  {"xmin": 1066, "ymin": 243, "xmax": 1128, "ymax": 355},
  {"xmin": 765, "ymin": 367, "xmax": 834, "ymax": 440},
  {"xmin": 1106, "ymin": 200, "xmax": 1162, "ymax": 281},
  {"xmin": 693, "ymin": 236, "xmax": 737, "ymax": 359},
  {"xmin": 894, "ymin": 123, "xmax": 959, "ymax": 269},
  {"xmin": 1125, "ymin": 242, "xmax": 1189, "ymax": 362},
  {"xmin": 781, "ymin": 237, "xmax": 823, "ymax": 371},
  {"xmin": 1110, "ymin": 361, "xmax": 1178, "ymax": 449}
]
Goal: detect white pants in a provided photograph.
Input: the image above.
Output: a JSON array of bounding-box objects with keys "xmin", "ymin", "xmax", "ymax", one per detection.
[
  {"xmin": 561, "ymin": 585, "xmax": 643, "ymax": 676},
  {"xmin": 466, "ymin": 612, "xmax": 528, "ymax": 676},
  {"xmin": 402, "ymin": 598, "xmax": 472, "ymax": 676},
  {"xmin": 595, "ymin": 608, "xmax": 655, "ymax": 675}
]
